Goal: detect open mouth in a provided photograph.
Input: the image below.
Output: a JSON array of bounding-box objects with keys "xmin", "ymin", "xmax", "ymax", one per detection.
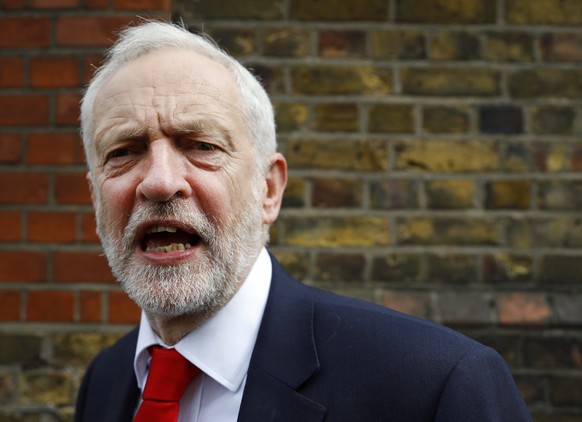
[{"xmin": 140, "ymin": 225, "xmax": 202, "ymax": 253}]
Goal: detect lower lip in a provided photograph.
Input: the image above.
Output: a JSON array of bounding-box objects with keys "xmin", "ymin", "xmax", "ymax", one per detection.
[{"xmin": 137, "ymin": 244, "xmax": 203, "ymax": 265}]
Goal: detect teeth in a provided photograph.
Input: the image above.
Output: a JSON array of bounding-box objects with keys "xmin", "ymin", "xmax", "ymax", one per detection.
[
  {"xmin": 147, "ymin": 226, "xmax": 178, "ymax": 234},
  {"xmin": 146, "ymin": 243, "xmax": 192, "ymax": 253}
]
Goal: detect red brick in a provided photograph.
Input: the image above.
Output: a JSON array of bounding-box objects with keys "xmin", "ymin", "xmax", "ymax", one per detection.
[
  {"xmin": 0, "ymin": 17, "xmax": 51, "ymax": 48},
  {"xmin": 0, "ymin": 172, "xmax": 49, "ymax": 204},
  {"xmin": 496, "ymin": 292, "xmax": 551, "ymax": 325},
  {"xmin": 0, "ymin": 291, "xmax": 20, "ymax": 321},
  {"xmin": 0, "ymin": 133, "xmax": 21, "ymax": 163},
  {"xmin": 30, "ymin": 57, "xmax": 80, "ymax": 88},
  {"xmin": 55, "ymin": 93, "xmax": 81, "ymax": 126},
  {"xmin": 54, "ymin": 172, "xmax": 91, "ymax": 204},
  {"xmin": 0, "ymin": 250, "xmax": 46, "ymax": 282},
  {"xmin": 541, "ymin": 33, "xmax": 582, "ymax": 62},
  {"xmin": 53, "ymin": 250, "xmax": 115, "ymax": 283},
  {"xmin": 56, "ymin": 16, "xmax": 137, "ymax": 47},
  {"xmin": 1, "ymin": 0, "xmax": 26, "ymax": 9},
  {"xmin": 27, "ymin": 212, "xmax": 77, "ymax": 243},
  {"xmin": 114, "ymin": 0, "xmax": 170, "ymax": 11},
  {"xmin": 27, "ymin": 290, "xmax": 74, "ymax": 322},
  {"xmin": 82, "ymin": 55, "xmax": 105, "ymax": 84},
  {"xmin": 319, "ymin": 30, "xmax": 366, "ymax": 58},
  {"xmin": 80, "ymin": 291, "xmax": 102, "ymax": 322},
  {"xmin": 0, "ymin": 57, "xmax": 24, "ymax": 88},
  {"xmin": 81, "ymin": 212, "xmax": 99, "ymax": 243},
  {"xmin": 85, "ymin": 0, "xmax": 108, "ymax": 8},
  {"xmin": 0, "ymin": 95, "xmax": 49, "ymax": 126},
  {"xmin": 29, "ymin": 0, "xmax": 78, "ymax": 7},
  {"xmin": 570, "ymin": 145, "xmax": 582, "ymax": 171},
  {"xmin": 108, "ymin": 291, "xmax": 140, "ymax": 324},
  {"xmin": 27, "ymin": 132, "xmax": 80, "ymax": 165},
  {"xmin": 0, "ymin": 211, "xmax": 21, "ymax": 241},
  {"xmin": 383, "ymin": 291, "xmax": 433, "ymax": 319}
]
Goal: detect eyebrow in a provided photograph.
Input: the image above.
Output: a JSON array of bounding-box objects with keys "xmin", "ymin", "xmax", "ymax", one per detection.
[
  {"xmin": 167, "ymin": 117, "xmax": 236, "ymax": 151},
  {"xmin": 94, "ymin": 124, "xmax": 148, "ymax": 157},
  {"xmin": 94, "ymin": 117, "xmax": 236, "ymax": 158}
]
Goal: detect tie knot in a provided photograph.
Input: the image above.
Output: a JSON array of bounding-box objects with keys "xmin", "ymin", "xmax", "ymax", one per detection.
[{"xmin": 142, "ymin": 346, "xmax": 200, "ymax": 402}]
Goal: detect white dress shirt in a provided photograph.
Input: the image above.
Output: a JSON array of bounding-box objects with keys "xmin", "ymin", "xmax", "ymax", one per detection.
[{"xmin": 133, "ymin": 247, "xmax": 272, "ymax": 422}]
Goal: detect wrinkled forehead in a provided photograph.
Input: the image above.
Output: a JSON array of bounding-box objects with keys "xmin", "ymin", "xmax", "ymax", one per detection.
[
  {"xmin": 89, "ymin": 48, "xmax": 246, "ymax": 144},
  {"xmin": 93, "ymin": 48, "xmax": 238, "ymax": 111}
]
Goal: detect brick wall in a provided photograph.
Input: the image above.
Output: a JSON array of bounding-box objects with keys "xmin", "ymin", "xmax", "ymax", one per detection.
[{"xmin": 1, "ymin": 0, "xmax": 581, "ymax": 420}]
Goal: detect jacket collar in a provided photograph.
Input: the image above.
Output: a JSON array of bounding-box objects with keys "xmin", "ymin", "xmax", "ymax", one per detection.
[{"xmin": 237, "ymin": 255, "xmax": 326, "ymax": 421}]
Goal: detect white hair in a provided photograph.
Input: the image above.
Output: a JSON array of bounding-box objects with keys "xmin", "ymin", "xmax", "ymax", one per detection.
[{"xmin": 80, "ymin": 21, "xmax": 276, "ymax": 176}]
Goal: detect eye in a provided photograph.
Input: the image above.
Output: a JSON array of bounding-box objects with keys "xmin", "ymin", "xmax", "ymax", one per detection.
[
  {"xmin": 108, "ymin": 148, "xmax": 130, "ymax": 159},
  {"xmin": 194, "ymin": 141, "xmax": 216, "ymax": 151}
]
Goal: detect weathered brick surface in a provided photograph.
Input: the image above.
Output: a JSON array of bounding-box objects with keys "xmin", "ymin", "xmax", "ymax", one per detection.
[
  {"xmin": 288, "ymin": 139, "xmax": 389, "ymax": 171},
  {"xmin": 401, "ymin": 68, "xmax": 500, "ymax": 96},
  {"xmin": 484, "ymin": 32, "xmax": 535, "ymax": 63},
  {"xmin": 264, "ymin": 28, "xmax": 310, "ymax": 57},
  {"xmin": 291, "ymin": 0, "xmax": 388, "ymax": 22},
  {"xmin": 541, "ymin": 33, "xmax": 582, "ymax": 62},
  {"xmin": 312, "ymin": 177, "xmax": 363, "ymax": 208},
  {"xmin": 509, "ymin": 69, "xmax": 582, "ymax": 98},
  {"xmin": 283, "ymin": 216, "xmax": 390, "ymax": 247},
  {"xmin": 292, "ymin": 65, "xmax": 391, "ymax": 95},
  {"xmin": 312, "ymin": 103, "xmax": 359, "ymax": 132},
  {"xmin": 485, "ymin": 180, "xmax": 531, "ymax": 209},
  {"xmin": 397, "ymin": 217, "xmax": 500, "ymax": 246},
  {"xmin": 506, "ymin": 0, "xmax": 582, "ymax": 25},
  {"xmin": 395, "ymin": 140, "xmax": 499, "ymax": 173},
  {"xmin": 396, "ymin": 0, "xmax": 495, "ymax": 23},
  {"xmin": 319, "ymin": 30, "xmax": 366, "ymax": 58},
  {"xmin": 370, "ymin": 179, "xmax": 418, "ymax": 209},
  {"xmin": 2, "ymin": 0, "xmax": 582, "ymax": 417},
  {"xmin": 422, "ymin": 106, "xmax": 470, "ymax": 133},
  {"xmin": 368, "ymin": 104, "xmax": 414, "ymax": 133},
  {"xmin": 431, "ymin": 31, "xmax": 480, "ymax": 61},
  {"xmin": 370, "ymin": 30, "xmax": 425, "ymax": 60},
  {"xmin": 425, "ymin": 179, "xmax": 475, "ymax": 209}
]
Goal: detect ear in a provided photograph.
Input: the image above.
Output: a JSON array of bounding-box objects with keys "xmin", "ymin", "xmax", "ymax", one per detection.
[{"xmin": 262, "ymin": 153, "xmax": 287, "ymax": 225}]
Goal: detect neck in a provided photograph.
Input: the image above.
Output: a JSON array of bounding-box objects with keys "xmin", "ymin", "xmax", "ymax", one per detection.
[{"xmin": 145, "ymin": 312, "xmax": 208, "ymax": 346}]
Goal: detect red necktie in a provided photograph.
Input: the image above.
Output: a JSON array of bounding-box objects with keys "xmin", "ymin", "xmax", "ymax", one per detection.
[{"xmin": 134, "ymin": 346, "xmax": 200, "ymax": 422}]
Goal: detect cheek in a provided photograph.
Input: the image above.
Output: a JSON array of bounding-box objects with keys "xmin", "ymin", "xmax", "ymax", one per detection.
[{"xmin": 97, "ymin": 178, "xmax": 136, "ymax": 227}]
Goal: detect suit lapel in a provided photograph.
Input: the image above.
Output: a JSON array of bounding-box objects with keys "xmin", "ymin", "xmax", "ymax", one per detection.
[
  {"xmin": 104, "ymin": 330, "xmax": 140, "ymax": 422},
  {"xmin": 238, "ymin": 256, "xmax": 325, "ymax": 421},
  {"xmin": 104, "ymin": 372, "xmax": 139, "ymax": 422}
]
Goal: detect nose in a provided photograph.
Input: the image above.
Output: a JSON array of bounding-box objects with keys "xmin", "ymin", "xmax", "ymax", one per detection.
[{"xmin": 136, "ymin": 139, "xmax": 192, "ymax": 202}]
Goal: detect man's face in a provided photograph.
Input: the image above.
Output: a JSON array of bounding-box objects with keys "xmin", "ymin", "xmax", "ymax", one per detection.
[{"xmin": 89, "ymin": 48, "xmax": 265, "ymax": 318}]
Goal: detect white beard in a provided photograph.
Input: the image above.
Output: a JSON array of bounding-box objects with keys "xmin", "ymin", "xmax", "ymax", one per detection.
[{"xmin": 96, "ymin": 193, "xmax": 264, "ymax": 319}]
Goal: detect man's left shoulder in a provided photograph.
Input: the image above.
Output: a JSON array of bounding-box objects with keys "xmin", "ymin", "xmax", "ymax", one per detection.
[{"xmin": 311, "ymin": 287, "xmax": 489, "ymax": 365}]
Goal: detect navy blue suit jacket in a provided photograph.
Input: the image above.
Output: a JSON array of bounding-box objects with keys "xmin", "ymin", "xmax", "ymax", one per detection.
[{"xmin": 75, "ymin": 256, "xmax": 531, "ymax": 421}]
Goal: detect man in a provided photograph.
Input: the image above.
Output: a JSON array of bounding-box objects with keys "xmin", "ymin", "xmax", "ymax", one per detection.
[{"xmin": 75, "ymin": 21, "xmax": 531, "ymax": 421}]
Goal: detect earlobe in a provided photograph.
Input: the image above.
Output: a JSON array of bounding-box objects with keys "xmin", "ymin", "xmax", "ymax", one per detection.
[{"xmin": 262, "ymin": 153, "xmax": 287, "ymax": 225}]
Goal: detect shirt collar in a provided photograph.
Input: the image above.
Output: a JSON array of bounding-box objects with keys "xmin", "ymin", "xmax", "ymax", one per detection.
[{"xmin": 134, "ymin": 247, "xmax": 272, "ymax": 392}]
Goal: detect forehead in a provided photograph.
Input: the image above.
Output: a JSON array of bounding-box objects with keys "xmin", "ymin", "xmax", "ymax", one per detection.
[
  {"xmin": 91, "ymin": 48, "xmax": 243, "ymax": 139},
  {"xmin": 99, "ymin": 47, "xmax": 234, "ymax": 95}
]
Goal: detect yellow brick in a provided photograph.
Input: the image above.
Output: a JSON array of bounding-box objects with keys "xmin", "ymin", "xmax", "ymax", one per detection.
[
  {"xmin": 288, "ymin": 139, "xmax": 389, "ymax": 171},
  {"xmin": 284, "ymin": 216, "xmax": 390, "ymax": 247},
  {"xmin": 395, "ymin": 140, "xmax": 499, "ymax": 173},
  {"xmin": 292, "ymin": 65, "xmax": 391, "ymax": 95},
  {"xmin": 507, "ymin": 0, "xmax": 582, "ymax": 25}
]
